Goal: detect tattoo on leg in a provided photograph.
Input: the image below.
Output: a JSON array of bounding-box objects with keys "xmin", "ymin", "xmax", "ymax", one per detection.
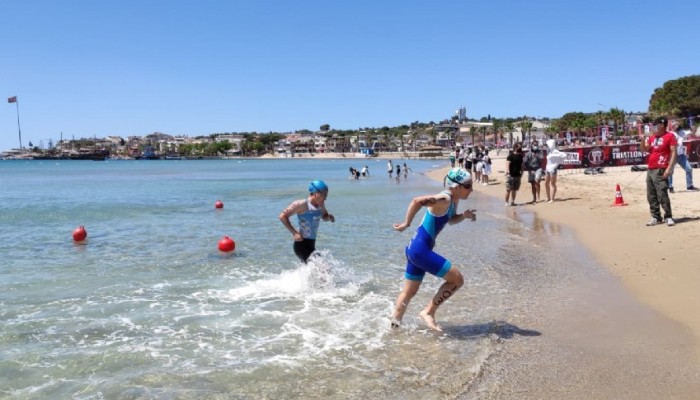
[{"xmin": 434, "ymin": 285, "xmax": 459, "ymax": 306}]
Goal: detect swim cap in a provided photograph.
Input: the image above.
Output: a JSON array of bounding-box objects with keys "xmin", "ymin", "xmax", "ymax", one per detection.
[
  {"xmin": 309, "ymin": 180, "xmax": 329, "ymax": 193},
  {"xmin": 445, "ymin": 168, "xmax": 472, "ymax": 188}
]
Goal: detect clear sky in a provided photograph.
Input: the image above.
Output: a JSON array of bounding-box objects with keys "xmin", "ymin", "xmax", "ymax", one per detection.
[{"xmin": 1, "ymin": 0, "xmax": 698, "ymax": 151}]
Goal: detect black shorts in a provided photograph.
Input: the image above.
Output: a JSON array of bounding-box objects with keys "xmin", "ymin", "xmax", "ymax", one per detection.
[{"xmin": 294, "ymin": 238, "xmax": 316, "ymax": 263}]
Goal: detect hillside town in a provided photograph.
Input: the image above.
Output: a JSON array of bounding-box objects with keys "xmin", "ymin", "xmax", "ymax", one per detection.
[{"xmin": 1, "ymin": 110, "xmax": 653, "ymax": 160}]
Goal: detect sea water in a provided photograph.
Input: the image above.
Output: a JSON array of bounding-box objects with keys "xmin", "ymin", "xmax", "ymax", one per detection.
[{"xmin": 0, "ymin": 158, "xmax": 597, "ymax": 399}]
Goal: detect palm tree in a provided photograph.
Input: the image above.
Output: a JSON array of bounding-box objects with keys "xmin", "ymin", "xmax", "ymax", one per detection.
[
  {"xmin": 469, "ymin": 126, "xmax": 478, "ymax": 146},
  {"xmin": 519, "ymin": 120, "xmax": 533, "ymax": 146},
  {"xmin": 608, "ymin": 107, "xmax": 625, "ymax": 138},
  {"xmin": 505, "ymin": 122, "xmax": 515, "ymax": 147},
  {"xmin": 491, "ymin": 118, "xmax": 503, "ymax": 146}
]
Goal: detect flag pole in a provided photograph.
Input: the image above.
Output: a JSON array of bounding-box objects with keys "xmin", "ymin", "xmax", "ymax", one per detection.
[
  {"xmin": 7, "ymin": 96, "xmax": 22, "ymax": 149},
  {"xmin": 15, "ymin": 99, "xmax": 22, "ymax": 149}
]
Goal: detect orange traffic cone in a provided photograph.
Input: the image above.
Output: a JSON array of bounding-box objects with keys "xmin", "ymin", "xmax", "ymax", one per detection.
[{"xmin": 611, "ymin": 184, "xmax": 628, "ymax": 206}]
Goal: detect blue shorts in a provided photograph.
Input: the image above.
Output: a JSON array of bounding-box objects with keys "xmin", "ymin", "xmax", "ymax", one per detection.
[{"xmin": 404, "ymin": 239, "xmax": 452, "ymax": 281}]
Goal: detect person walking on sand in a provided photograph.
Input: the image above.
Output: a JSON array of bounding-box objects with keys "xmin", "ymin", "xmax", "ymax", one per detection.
[
  {"xmin": 639, "ymin": 117, "xmax": 677, "ymax": 226},
  {"xmin": 505, "ymin": 144, "xmax": 524, "ymax": 206},
  {"xmin": 524, "ymin": 143, "xmax": 544, "ymax": 203},
  {"xmin": 279, "ymin": 180, "xmax": 335, "ymax": 263},
  {"xmin": 391, "ymin": 168, "xmax": 477, "ymax": 332},
  {"xmin": 668, "ymin": 123, "xmax": 698, "ymax": 193},
  {"xmin": 544, "ymin": 139, "xmax": 565, "ymax": 203}
]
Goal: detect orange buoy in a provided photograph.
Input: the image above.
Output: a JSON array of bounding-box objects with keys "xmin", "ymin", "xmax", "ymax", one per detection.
[
  {"xmin": 218, "ymin": 236, "xmax": 235, "ymax": 252},
  {"xmin": 215, "ymin": 200, "xmax": 224, "ymax": 209},
  {"xmin": 72, "ymin": 226, "xmax": 87, "ymax": 242}
]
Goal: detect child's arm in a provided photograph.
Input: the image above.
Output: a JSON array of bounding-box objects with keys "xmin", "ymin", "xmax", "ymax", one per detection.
[
  {"xmin": 321, "ymin": 205, "xmax": 335, "ymax": 222},
  {"xmin": 279, "ymin": 200, "xmax": 305, "ymax": 239}
]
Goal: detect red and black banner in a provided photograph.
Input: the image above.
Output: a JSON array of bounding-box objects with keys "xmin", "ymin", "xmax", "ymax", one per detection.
[{"xmin": 541, "ymin": 139, "xmax": 700, "ymax": 169}]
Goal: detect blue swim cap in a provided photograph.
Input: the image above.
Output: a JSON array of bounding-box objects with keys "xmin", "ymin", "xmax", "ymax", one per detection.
[{"xmin": 309, "ymin": 180, "xmax": 328, "ymax": 193}]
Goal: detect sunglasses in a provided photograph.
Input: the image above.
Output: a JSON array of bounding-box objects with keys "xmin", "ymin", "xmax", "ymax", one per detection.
[
  {"xmin": 458, "ymin": 182, "xmax": 473, "ymax": 190},
  {"xmin": 447, "ymin": 175, "xmax": 472, "ymax": 190}
]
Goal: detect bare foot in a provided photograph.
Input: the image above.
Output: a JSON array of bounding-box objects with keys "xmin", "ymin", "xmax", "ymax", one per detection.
[{"xmin": 419, "ymin": 310, "xmax": 442, "ymax": 332}]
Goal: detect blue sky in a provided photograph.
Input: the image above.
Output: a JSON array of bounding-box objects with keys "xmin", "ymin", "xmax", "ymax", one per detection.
[{"xmin": 1, "ymin": 0, "xmax": 698, "ymax": 151}]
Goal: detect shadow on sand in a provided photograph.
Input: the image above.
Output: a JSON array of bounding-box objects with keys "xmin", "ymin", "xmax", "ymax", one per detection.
[
  {"xmin": 673, "ymin": 216, "xmax": 700, "ymax": 225},
  {"xmin": 441, "ymin": 320, "xmax": 542, "ymax": 340}
]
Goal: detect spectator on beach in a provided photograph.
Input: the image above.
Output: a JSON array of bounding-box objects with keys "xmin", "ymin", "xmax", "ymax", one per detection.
[
  {"xmin": 457, "ymin": 147, "xmax": 465, "ymax": 168},
  {"xmin": 668, "ymin": 124, "xmax": 698, "ymax": 193},
  {"xmin": 524, "ymin": 143, "xmax": 545, "ymax": 203},
  {"xmin": 279, "ymin": 180, "xmax": 335, "ymax": 263},
  {"xmin": 387, "ymin": 160, "xmax": 393, "ymax": 178},
  {"xmin": 469, "ymin": 148, "xmax": 478, "ymax": 177},
  {"xmin": 390, "ymin": 168, "xmax": 476, "ymax": 332},
  {"xmin": 449, "ymin": 150, "xmax": 456, "ymax": 168},
  {"xmin": 544, "ymin": 139, "xmax": 566, "ymax": 203},
  {"xmin": 474, "ymin": 146, "xmax": 485, "ymax": 183},
  {"xmin": 361, "ymin": 165, "xmax": 369, "ymax": 177},
  {"xmin": 639, "ymin": 117, "xmax": 677, "ymax": 226},
  {"xmin": 464, "ymin": 147, "xmax": 473, "ymax": 172},
  {"xmin": 481, "ymin": 151, "xmax": 491, "ymax": 186},
  {"xmin": 505, "ymin": 144, "xmax": 524, "ymax": 206}
]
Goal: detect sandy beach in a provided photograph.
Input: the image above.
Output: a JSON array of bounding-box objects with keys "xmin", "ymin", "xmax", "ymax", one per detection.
[
  {"xmin": 437, "ymin": 155, "xmax": 700, "ymax": 347},
  {"xmin": 421, "ymin": 155, "xmax": 700, "ymax": 398}
]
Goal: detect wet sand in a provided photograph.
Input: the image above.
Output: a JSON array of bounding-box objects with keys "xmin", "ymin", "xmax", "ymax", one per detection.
[{"xmin": 426, "ymin": 158, "xmax": 700, "ymax": 399}]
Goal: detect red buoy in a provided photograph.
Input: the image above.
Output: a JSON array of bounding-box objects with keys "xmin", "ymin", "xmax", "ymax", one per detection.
[
  {"xmin": 215, "ymin": 200, "xmax": 224, "ymax": 209},
  {"xmin": 218, "ymin": 236, "xmax": 235, "ymax": 252},
  {"xmin": 72, "ymin": 226, "xmax": 87, "ymax": 242}
]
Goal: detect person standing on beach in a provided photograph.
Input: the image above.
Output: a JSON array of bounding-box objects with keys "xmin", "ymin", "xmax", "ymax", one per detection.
[
  {"xmin": 524, "ymin": 143, "xmax": 544, "ymax": 203},
  {"xmin": 505, "ymin": 144, "xmax": 524, "ymax": 206},
  {"xmin": 668, "ymin": 123, "xmax": 698, "ymax": 193},
  {"xmin": 387, "ymin": 160, "xmax": 393, "ymax": 178},
  {"xmin": 481, "ymin": 150, "xmax": 491, "ymax": 186},
  {"xmin": 391, "ymin": 168, "xmax": 476, "ymax": 332},
  {"xmin": 544, "ymin": 139, "xmax": 565, "ymax": 203},
  {"xmin": 279, "ymin": 180, "xmax": 335, "ymax": 263},
  {"xmin": 639, "ymin": 117, "xmax": 677, "ymax": 226}
]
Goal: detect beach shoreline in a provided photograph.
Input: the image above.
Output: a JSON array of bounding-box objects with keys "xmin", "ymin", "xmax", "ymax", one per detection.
[
  {"xmin": 423, "ymin": 157, "xmax": 700, "ymax": 397},
  {"xmin": 427, "ymin": 157, "xmax": 700, "ymax": 353}
]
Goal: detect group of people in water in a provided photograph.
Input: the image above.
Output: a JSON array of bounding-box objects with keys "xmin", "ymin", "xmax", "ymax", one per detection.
[
  {"xmin": 386, "ymin": 160, "xmax": 412, "ymax": 181},
  {"xmin": 348, "ymin": 165, "xmax": 370, "ymax": 179}
]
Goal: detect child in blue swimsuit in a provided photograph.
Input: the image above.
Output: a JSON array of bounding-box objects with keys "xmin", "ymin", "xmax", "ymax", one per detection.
[
  {"xmin": 279, "ymin": 180, "xmax": 335, "ymax": 263},
  {"xmin": 391, "ymin": 168, "xmax": 476, "ymax": 331}
]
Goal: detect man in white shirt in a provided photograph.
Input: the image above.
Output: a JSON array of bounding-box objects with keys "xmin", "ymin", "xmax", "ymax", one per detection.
[{"xmin": 668, "ymin": 126, "xmax": 698, "ymax": 193}]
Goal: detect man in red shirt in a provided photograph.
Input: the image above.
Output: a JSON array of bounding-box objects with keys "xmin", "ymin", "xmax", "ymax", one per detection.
[{"xmin": 639, "ymin": 117, "xmax": 677, "ymax": 226}]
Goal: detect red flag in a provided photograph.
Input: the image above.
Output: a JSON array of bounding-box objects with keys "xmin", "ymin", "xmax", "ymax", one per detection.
[{"xmin": 7, "ymin": 96, "xmax": 17, "ymax": 103}]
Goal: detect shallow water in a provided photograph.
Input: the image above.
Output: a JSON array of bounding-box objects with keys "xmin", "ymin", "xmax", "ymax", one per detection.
[{"xmin": 1, "ymin": 158, "xmax": 697, "ymax": 399}]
